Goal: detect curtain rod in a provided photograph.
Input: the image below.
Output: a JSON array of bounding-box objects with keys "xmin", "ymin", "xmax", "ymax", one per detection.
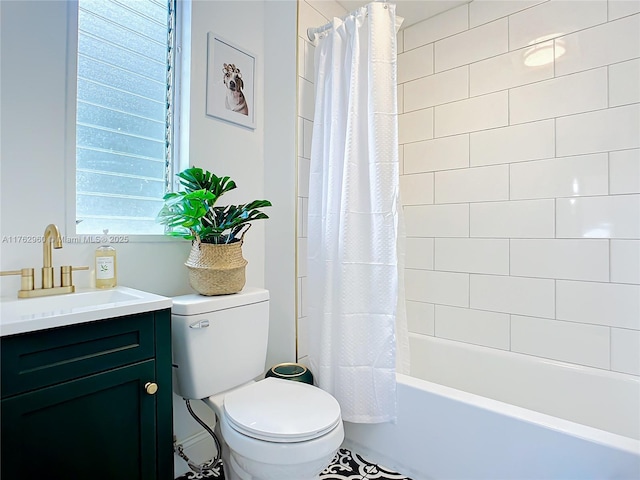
[{"xmin": 307, "ymin": 0, "xmax": 397, "ymax": 42}]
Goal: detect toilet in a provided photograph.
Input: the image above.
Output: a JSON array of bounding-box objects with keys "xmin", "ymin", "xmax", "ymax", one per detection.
[{"xmin": 171, "ymin": 287, "xmax": 344, "ymax": 480}]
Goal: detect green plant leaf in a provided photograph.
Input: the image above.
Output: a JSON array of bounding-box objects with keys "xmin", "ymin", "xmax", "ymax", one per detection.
[{"xmin": 157, "ymin": 167, "xmax": 271, "ymax": 243}]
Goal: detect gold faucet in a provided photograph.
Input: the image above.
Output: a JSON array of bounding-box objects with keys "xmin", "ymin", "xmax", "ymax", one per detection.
[
  {"xmin": 42, "ymin": 223, "xmax": 63, "ymax": 289},
  {"xmin": 0, "ymin": 224, "xmax": 88, "ymax": 298}
]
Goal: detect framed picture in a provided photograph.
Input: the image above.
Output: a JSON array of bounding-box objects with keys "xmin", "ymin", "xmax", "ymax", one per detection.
[{"xmin": 206, "ymin": 33, "xmax": 256, "ymax": 129}]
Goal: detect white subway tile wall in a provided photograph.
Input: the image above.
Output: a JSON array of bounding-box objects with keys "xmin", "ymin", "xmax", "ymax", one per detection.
[
  {"xmin": 406, "ymin": 237, "xmax": 435, "ymax": 270},
  {"xmin": 398, "ymin": 44, "xmax": 434, "ymax": 83},
  {"xmin": 469, "ymin": 119, "xmax": 555, "ymax": 166},
  {"xmin": 435, "ymin": 238, "xmax": 509, "ymax": 275},
  {"xmin": 399, "ymin": 173, "xmax": 434, "ymax": 205},
  {"xmin": 399, "ymin": 108, "xmax": 434, "ymax": 143},
  {"xmin": 609, "ymin": 59, "xmax": 640, "ymax": 107},
  {"xmin": 404, "ymin": 4, "xmax": 468, "ymax": 50},
  {"xmin": 510, "ymin": 239, "xmax": 609, "ymax": 282},
  {"xmin": 469, "ymin": 0, "xmax": 546, "ymax": 29},
  {"xmin": 609, "ymin": 0, "xmax": 640, "ymax": 20},
  {"xmin": 611, "ymin": 240, "xmax": 640, "ymax": 284},
  {"xmin": 509, "ymin": 68, "xmax": 608, "ymax": 124},
  {"xmin": 555, "ymin": 194, "xmax": 640, "ymax": 239},
  {"xmin": 507, "ymin": 0, "xmax": 607, "ymax": 51},
  {"xmin": 406, "ymin": 269, "xmax": 470, "ymax": 307},
  {"xmin": 298, "ymin": 77, "xmax": 315, "ymax": 121},
  {"xmin": 405, "ymin": 203, "xmax": 470, "ymax": 237},
  {"xmin": 398, "ymin": 1, "xmax": 640, "ymax": 377},
  {"xmin": 469, "ymin": 274, "xmax": 556, "ymax": 319},
  {"xmin": 296, "ymin": 1, "xmax": 640, "ymax": 378},
  {"xmin": 509, "ymin": 153, "xmax": 609, "ymax": 200},
  {"xmin": 610, "ymin": 149, "xmax": 640, "ymax": 194},
  {"xmin": 406, "ymin": 301, "xmax": 435, "ymax": 336},
  {"xmin": 556, "ymin": 103, "xmax": 640, "ymax": 156},
  {"xmin": 435, "ymin": 304, "xmax": 510, "ymax": 350},
  {"xmin": 404, "ymin": 65, "xmax": 469, "ymax": 111},
  {"xmin": 470, "ymin": 199, "xmax": 555, "ymax": 238},
  {"xmin": 510, "ymin": 315, "xmax": 611, "ymax": 369},
  {"xmin": 404, "ymin": 134, "xmax": 469, "ymax": 173},
  {"xmin": 434, "ymin": 18, "xmax": 509, "ymax": 72},
  {"xmin": 611, "ymin": 328, "xmax": 640, "ymax": 375},
  {"xmin": 434, "ymin": 164, "xmax": 509, "ymax": 203},
  {"xmin": 556, "ymin": 280, "xmax": 640, "ymax": 330},
  {"xmin": 554, "ymin": 14, "xmax": 640, "ymax": 76},
  {"xmin": 434, "ymin": 90, "xmax": 509, "ymax": 136},
  {"xmin": 469, "ymin": 42, "xmax": 554, "ymax": 97}
]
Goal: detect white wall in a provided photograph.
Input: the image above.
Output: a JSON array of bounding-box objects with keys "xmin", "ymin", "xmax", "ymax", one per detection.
[
  {"xmin": 397, "ymin": 0, "xmax": 640, "ymax": 378},
  {"xmin": 264, "ymin": 0, "xmax": 299, "ymax": 369},
  {"xmin": 180, "ymin": 1, "xmax": 298, "ymax": 370},
  {"xmin": 0, "ymin": 0, "xmax": 298, "ymax": 475}
]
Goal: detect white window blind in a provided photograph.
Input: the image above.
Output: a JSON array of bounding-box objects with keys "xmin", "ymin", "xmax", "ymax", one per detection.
[{"xmin": 76, "ymin": 0, "xmax": 175, "ymax": 235}]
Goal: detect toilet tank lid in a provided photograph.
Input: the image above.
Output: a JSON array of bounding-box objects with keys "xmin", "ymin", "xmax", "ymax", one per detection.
[{"xmin": 172, "ymin": 287, "xmax": 269, "ymax": 315}]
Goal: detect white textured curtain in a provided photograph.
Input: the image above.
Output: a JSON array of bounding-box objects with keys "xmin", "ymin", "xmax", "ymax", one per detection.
[{"xmin": 308, "ymin": 2, "xmax": 405, "ymax": 424}]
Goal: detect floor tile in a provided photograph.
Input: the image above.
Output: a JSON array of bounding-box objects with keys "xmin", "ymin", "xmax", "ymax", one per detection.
[
  {"xmin": 320, "ymin": 448, "xmax": 413, "ymax": 480},
  {"xmin": 320, "ymin": 448, "xmax": 367, "ymax": 479},
  {"xmin": 175, "ymin": 448, "xmax": 412, "ymax": 480},
  {"xmin": 175, "ymin": 459, "xmax": 224, "ymax": 479}
]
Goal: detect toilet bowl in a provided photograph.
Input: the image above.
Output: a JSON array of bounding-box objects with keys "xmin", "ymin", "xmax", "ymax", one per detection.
[
  {"xmin": 171, "ymin": 288, "xmax": 344, "ymax": 480},
  {"xmin": 205, "ymin": 378, "xmax": 343, "ymax": 480}
]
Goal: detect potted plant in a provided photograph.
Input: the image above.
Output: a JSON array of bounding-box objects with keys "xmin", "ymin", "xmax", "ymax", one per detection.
[{"xmin": 157, "ymin": 166, "xmax": 271, "ymax": 295}]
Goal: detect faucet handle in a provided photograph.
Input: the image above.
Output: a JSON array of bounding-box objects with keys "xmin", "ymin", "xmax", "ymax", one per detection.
[
  {"xmin": 1, "ymin": 268, "xmax": 35, "ymax": 291},
  {"xmin": 1, "ymin": 269, "xmax": 23, "ymax": 275},
  {"xmin": 60, "ymin": 265, "xmax": 89, "ymax": 287}
]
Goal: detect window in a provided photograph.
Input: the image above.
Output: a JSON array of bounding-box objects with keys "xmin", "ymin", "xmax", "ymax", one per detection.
[{"xmin": 75, "ymin": 0, "xmax": 175, "ymax": 235}]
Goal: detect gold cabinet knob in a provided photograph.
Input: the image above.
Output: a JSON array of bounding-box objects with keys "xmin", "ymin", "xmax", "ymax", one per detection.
[{"xmin": 145, "ymin": 382, "xmax": 158, "ymax": 395}]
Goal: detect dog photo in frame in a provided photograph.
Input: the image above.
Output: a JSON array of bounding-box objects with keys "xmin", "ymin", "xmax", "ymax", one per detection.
[{"xmin": 206, "ymin": 33, "xmax": 256, "ymax": 129}]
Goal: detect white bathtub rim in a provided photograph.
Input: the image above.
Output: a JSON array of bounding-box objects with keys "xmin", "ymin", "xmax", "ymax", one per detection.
[
  {"xmin": 411, "ymin": 335, "xmax": 640, "ymax": 386},
  {"xmin": 410, "ymin": 334, "xmax": 640, "ymax": 439},
  {"xmin": 396, "ymin": 372, "xmax": 640, "ymax": 457}
]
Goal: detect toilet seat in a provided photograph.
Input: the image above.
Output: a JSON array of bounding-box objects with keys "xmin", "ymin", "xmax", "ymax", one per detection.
[{"xmin": 223, "ymin": 377, "xmax": 342, "ymax": 443}]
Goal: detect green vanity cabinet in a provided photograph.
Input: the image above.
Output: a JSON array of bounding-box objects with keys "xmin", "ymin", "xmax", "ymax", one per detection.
[{"xmin": 1, "ymin": 309, "xmax": 174, "ymax": 480}]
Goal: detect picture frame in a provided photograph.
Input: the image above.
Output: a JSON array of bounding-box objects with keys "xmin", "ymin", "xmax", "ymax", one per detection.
[{"xmin": 206, "ymin": 33, "xmax": 256, "ymax": 129}]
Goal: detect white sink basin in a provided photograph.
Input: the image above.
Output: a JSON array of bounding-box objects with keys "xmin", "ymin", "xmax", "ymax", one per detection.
[{"xmin": 0, "ymin": 286, "xmax": 172, "ymax": 336}]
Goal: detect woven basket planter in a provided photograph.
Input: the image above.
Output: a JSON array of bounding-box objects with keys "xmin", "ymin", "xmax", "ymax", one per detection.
[{"xmin": 185, "ymin": 240, "xmax": 247, "ymax": 295}]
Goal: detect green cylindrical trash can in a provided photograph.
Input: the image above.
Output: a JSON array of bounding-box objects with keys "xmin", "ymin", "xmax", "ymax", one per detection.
[{"xmin": 265, "ymin": 363, "xmax": 314, "ymax": 385}]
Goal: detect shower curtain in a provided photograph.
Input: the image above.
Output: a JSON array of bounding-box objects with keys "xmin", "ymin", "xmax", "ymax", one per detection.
[{"xmin": 307, "ymin": 1, "xmax": 406, "ymax": 423}]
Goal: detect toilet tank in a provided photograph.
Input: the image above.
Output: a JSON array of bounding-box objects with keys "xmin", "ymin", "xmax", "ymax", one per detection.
[{"xmin": 171, "ymin": 287, "xmax": 269, "ymax": 399}]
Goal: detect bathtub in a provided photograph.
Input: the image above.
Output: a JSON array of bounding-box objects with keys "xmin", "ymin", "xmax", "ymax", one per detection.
[{"xmin": 343, "ymin": 335, "xmax": 640, "ymax": 480}]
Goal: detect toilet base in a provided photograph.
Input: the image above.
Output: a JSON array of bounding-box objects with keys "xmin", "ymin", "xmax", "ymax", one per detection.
[
  {"xmin": 217, "ymin": 423, "xmax": 326, "ymax": 480},
  {"xmin": 227, "ymin": 451, "xmax": 326, "ymax": 480},
  {"xmin": 206, "ymin": 385, "xmax": 343, "ymax": 480}
]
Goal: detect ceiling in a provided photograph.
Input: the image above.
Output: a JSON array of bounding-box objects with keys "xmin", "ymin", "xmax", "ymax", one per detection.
[{"xmin": 336, "ymin": 0, "xmax": 470, "ymax": 28}]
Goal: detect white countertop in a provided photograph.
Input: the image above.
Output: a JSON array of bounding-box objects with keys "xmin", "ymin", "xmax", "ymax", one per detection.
[{"xmin": 0, "ymin": 286, "xmax": 172, "ymax": 337}]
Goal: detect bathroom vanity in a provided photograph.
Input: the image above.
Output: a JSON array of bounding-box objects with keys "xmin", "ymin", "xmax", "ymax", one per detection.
[{"xmin": 0, "ymin": 288, "xmax": 173, "ymax": 480}]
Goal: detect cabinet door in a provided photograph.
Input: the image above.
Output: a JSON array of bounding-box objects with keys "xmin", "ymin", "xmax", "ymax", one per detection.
[{"xmin": 1, "ymin": 360, "xmax": 158, "ymax": 480}]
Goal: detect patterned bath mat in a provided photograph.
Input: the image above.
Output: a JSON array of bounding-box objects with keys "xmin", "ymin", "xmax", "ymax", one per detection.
[{"xmin": 175, "ymin": 448, "xmax": 411, "ymax": 480}]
